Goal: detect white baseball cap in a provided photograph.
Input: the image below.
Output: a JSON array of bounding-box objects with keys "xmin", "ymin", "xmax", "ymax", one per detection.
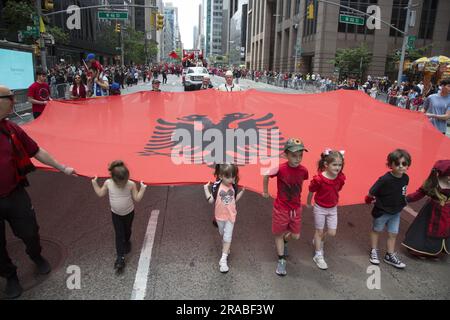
[{"xmin": 225, "ymin": 70, "xmax": 233, "ymax": 77}]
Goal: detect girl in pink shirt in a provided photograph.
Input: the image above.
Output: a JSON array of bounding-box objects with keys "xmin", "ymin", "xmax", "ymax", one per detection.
[
  {"xmin": 307, "ymin": 149, "xmax": 346, "ymax": 270},
  {"xmin": 204, "ymin": 164, "xmax": 245, "ymax": 273}
]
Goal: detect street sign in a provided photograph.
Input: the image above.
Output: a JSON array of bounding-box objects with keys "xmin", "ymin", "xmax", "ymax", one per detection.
[
  {"xmin": 339, "ymin": 14, "xmax": 364, "ymax": 26},
  {"xmin": 407, "ymin": 35, "xmax": 416, "ymax": 50},
  {"xmin": 98, "ymin": 11, "xmax": 128, "ymax": 20}
]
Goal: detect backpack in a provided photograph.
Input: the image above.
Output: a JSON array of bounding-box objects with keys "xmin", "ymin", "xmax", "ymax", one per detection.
[{"xmin": 211, "ymin": 179, "xmax": 239, "ymax": 201}]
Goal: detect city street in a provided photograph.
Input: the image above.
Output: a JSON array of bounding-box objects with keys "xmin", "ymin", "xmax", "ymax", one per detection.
[{"xmin": 2, "ymin": 76, "xmax": 449, "ymax": 300}]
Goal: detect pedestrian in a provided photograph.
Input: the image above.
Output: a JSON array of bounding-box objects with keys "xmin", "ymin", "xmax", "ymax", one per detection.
[
  {"xmin": 402, "ymin": 160, "xmax": 449, "ymax": 258},
  {"xmin": 0, "ymin": 85, "xmax": 76, "ymax": 299},
  {"xmin": 423, "ymin": 78, "xmax": 450, "ymax": 135},
  {"xmin": 69, "ymin": 74, "xmax": 88, "ymax": 99},
  {"xmin": 87, "ymin": 67, "xmax": 109, "ymax": 97},
  {"xmin": 262, "ymin": 138, "xmax": 309, "ymax": 276},
  {"xmin": 306, "ymin": 149, "xmax": 346, "ymax": 270},
  {"xmin": 151, "ymin": 79, "xmax": 162, "ymax": 92},
  {"xmin": 218, "ymin": 70, "xmax": 242, "ymax": 92},
  {"xmin": 162, "ymin": 69, "xmax": 168, "ymax": 84},
  {"xmin": 91, "ymin": 160, "xmax": 147, "ymax": 273},
  {"xmin": 109, "ymin": 82, "xmax": 121, "ymax": 96},
  {"xmin": 203, "ymin": 164, "xmax": 245, "ymax": 273},
  {"xmin": 200, "ymin": 75, "xmax": 213, "ymax": 90},
  {"xmin": 27, "ymin": 68, "xmax": 51, "ymax": 119},
  {"xmin": 365, "ymin": 149, "xmax": 411, "ymax": 269}
]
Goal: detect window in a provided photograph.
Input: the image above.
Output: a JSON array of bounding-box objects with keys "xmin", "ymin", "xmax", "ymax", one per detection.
[
  {"xmin": 447, "ymin": 21, "xmax": 450, "ymax": 41},
  {"xmin": 419, "ymin": 0, "xmax": 438, "ymax": 39},
  {"xmin": 390, "ymin": 0, "xmax": 408, "ymax": 37},
  {"xmin": 278, "ymin": 0, "xmax": 284, "ymax": 23},
  {"xmin": 337, "ymin": 0, "xmax": 377, "ymax": 35},
  {"xmin": 295, "ymin": 0, "xmax": 300, "ymax": 15},
  {"xmin": 286, "ymin": 0, "xmax": 291, "ymax": 19}
]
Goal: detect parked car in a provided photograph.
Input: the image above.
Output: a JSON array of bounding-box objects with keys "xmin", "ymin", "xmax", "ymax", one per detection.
[{"xmin": 183, "ymin": 67, "xmax": 209, "ymax": 91}]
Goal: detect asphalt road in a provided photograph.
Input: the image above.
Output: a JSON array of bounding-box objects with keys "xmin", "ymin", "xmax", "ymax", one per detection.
[{"xmin": 2, "ymin": 75, "xmax": 449, "ymax": 300}]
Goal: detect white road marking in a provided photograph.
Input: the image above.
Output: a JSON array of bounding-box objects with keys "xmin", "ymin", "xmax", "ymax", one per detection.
[{"xmin": 131, "ymin": 209, "xmax": 160, "ymax": 300}]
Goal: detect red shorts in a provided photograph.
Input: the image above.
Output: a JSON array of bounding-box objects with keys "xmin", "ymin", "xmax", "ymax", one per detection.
[{"xmin": 272, "ymin": 205, "xmax": 302, "ymax": 235}]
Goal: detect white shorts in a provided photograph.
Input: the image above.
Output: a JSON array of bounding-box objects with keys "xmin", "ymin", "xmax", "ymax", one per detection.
[
  {"xmin": 313, "ymin": 204, "xmax": 338, "ymax": 230},
  {"xmin": 216, "ymin": 220, "xmax": 234, "ymax": 243}
]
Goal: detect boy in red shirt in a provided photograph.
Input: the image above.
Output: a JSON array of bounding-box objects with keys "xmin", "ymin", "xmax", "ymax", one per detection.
[
  {"xmin": 263, "ymin": 138, "xmax": 309, "ymax": 276},
  {"xmin": 27, "ymin": 68, "xmax": 51, "ymax": 119}
]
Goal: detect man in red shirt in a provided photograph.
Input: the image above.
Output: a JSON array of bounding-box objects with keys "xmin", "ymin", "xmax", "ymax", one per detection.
[
  {"xmin": 27, "ymin": 68, "xmax": 51, "ymax": 119},
  {"xmin": 0, "ymin": 85, "xmax": 76, "ymax": 299},
  {"xmin": 263, "ymin": 138, "xmax": 309, "ymax": 276}
]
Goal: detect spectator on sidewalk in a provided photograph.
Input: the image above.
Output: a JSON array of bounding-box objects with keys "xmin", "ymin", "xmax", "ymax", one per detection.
[
  {"xmin": 27, "ymin": 68, "xmax": 51, "ymax": 119},
  {"xmin": 423, "ymin": 78, "xmax": 450, "ymax": 135}
]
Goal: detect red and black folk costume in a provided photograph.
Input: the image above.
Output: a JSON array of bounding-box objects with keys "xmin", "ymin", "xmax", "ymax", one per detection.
[{"xmin": 402, "ymin": 161, "xmax": 450, "ymax": 256}]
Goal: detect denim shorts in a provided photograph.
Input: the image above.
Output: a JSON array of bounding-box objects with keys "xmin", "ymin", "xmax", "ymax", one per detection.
[{"xmin": 372, "ymin": 212, "xmax": 401, "ymax": 234}]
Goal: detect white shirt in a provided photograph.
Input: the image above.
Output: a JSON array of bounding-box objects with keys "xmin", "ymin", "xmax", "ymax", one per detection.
[
  {"xmin": 106, "ymin": 179, "xmax": 134, "ymax": 216},
  {"xmin": 218, "ymin": 83, "xmax": 242, "ymax": 92}
]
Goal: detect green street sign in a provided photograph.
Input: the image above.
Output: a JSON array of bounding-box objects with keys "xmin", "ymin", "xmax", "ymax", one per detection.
[
  {"xmin": 407, "ymin": 35, "xmax": 416, "ymax": 50},
  {"xmin": 339, "ymin": 14, "xmax": 365, "ymax": 26},
  {"xmin": 98, "ymin": 11, "xmax": 129, "ymax": 20}
]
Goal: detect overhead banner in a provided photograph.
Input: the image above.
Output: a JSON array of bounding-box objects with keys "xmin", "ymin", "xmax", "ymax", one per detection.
[{"xmin": 23, "ymin": 90, "xmax": 450, "ymax": 206}]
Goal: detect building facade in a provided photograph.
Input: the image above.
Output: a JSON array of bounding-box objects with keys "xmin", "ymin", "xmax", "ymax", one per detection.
[
  {"xmin": 228, "ymin": 0, "xmax": 248, "ymax": 66},
  {"xmin": 247, "ymin": 0, "xmax": 450, "ymax": 78}
]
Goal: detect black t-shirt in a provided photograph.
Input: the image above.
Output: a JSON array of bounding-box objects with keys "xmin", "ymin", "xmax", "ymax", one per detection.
[{"xmin": 369, "ymin": 172, "xmax": 409, "ymax": 215}]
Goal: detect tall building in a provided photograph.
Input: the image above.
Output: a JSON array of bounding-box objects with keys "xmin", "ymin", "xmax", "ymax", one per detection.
[
  {"xmin": 196, "ymin": 3, "xmax": 205, "ymax": 51},
  {"xmin": 205, "ymin": 0, "xmax": 227, "ymax": 58},
  {"xmin": 247, "ymin": 0, "xmax": 450, "ymax": 77},
  {"xmin": 193, "ymin": 26, "xmax": 199, "ymax": 50},
  {"xmin": 229, "ymin": 0, "xmax": 248, "ymax": 66},
  {"xmin": 163, "ymin": 3, "xmax": 181, "ymax": 60}
]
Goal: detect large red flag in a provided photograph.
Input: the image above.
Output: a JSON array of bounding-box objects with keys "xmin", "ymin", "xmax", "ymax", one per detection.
[
  {"xmin": 23, "ymin": 90, "xmax": 450, "ymax": 205},
  {"xmin": 168, "ymin": 50, "xmax": 179, "ymax": 59}
]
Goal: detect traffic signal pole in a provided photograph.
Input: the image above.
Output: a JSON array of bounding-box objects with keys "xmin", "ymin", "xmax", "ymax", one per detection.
[
  {"xmin": 397, "ymin": 0, "xmax": 412, "ymax": 85},
  {"xmin": 36, "ymin": 0, "xmax": 48, "ymax": 71}
]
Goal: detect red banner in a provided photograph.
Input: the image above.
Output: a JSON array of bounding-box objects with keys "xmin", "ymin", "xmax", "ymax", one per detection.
[{"xmin": 23, "ymin": 90, "xmax": 450, "ymax": 205}]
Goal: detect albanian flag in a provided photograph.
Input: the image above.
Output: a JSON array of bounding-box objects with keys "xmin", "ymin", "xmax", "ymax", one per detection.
[
  {"xmin": 169, "ymin": 50, "xmax": 179, "ymax": 59},
  {"xmin": 23, "ymin": 90, "xmax": 450, "ymax": 206}
]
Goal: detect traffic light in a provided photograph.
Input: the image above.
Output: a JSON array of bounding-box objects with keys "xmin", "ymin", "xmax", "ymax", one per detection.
[
  {"xmin": 115, "ymin": 23, "xmax": 121, "ymax": 33},
  {"xmin": 307, "ymin": 1, "xmax": 314, "ymax": 20},
  {"xmin": 43, "ymin": 0, "xmax": 54, "ymax": 11},
  {"xmin": 156, "ymin": 14, "xmax": 164, "ymax": 30}
]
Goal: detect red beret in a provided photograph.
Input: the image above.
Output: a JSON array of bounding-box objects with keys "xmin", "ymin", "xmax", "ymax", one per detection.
[{"xmin": 433, "ymin": 160, "xmax": 450, "ymax": 176}]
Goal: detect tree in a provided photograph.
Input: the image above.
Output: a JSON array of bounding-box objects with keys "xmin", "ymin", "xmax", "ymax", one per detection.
[
  {"xmin": 331, "ymin": 44, "xmax": 372, "ymax": 80},
  {"xmin": 2, "ymin": 0, "xmax": 35, "ymax": 33},
  {"xmin": 385, "ymin": 45, "xmax": 432, "ymax": 80},
  {"xmin": 47, "ymin": 26, "xmax": 69, "ymax": 45},
  {"xmin": 123, "ymin": 28, "xmax": 146, "ymax": 64}
]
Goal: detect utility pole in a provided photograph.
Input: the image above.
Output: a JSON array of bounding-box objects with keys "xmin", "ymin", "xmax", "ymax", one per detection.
[
  {"xmin": 121, "ymin": 27, "xmax": 124, "ymax": 66},
  {"xmin": 36, "ymin": 0, "xmax": 47, "ymax": 71},
  {"xmin": 397, "ymin": 0, "xmax": 412, "ymax": 85}
]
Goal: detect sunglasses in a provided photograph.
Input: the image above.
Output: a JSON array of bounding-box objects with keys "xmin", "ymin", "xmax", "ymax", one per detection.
[
  {"xmin": 394, "ymin": 161, "xmax": 409, "ymax": 167},
  {"xmin": 0, "ymin": 94, "xmax": 14, "ymax": 101}
]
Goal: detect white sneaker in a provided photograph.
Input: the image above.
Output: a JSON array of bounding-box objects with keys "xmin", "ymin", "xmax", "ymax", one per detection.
[
  {"xmin": 313, "ymin": 254, "xmax": 328, "ymax": 270},
  {"xmin": 219, "ymin": 259, "xmax": 229, "ymax": 273}
]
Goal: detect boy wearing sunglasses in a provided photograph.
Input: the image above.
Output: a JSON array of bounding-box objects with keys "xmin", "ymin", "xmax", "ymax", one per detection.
[{"xmin": 365, "ymin": 149, "xmax": 411, "ymax": 269}]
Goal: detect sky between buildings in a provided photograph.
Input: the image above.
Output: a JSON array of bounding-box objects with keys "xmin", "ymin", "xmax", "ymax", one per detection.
[{"xmin": 163, "ymin": 0, "xmax": 201, "ymax": 49}]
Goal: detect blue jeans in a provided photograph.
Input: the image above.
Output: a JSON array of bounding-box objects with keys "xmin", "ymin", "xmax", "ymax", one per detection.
[{"xmin": 373, "ymin": 212, "xmax": 401, "ymax": 234}]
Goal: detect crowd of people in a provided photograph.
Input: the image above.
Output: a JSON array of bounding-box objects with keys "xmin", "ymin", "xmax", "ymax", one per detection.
[{"xmin": 1, "ymin": 54, "xmax": 449, "ymax": 298}]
